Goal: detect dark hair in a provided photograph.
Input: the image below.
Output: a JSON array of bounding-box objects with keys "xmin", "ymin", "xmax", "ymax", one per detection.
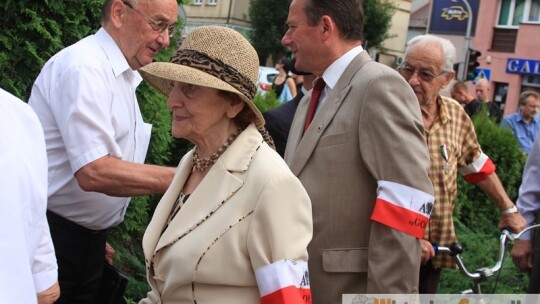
[
  {"xmin": 304, "ymin": 0, "xmax": 363, "ymax": 41},
  {"xmin": 279, "ymin": 57, "xmax": 292, "ymax": 74}
]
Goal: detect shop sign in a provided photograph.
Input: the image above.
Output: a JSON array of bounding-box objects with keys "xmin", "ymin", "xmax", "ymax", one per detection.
[{"xmin": 506, "ymin": 58, "xmax": 540, "ymax": 76}]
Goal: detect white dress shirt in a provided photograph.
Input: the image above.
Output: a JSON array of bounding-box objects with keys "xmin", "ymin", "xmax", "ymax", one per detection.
[
  {"xmin": 313, "ymin": 44, "xmax": 364, "ymax": 114},
  {"xmin": 29, "ymin": 28, "xmax": 152, "ymax": 230},
  {"xmin": 0, "ymin": 88, "xmax": 58, "ymax": 303}
]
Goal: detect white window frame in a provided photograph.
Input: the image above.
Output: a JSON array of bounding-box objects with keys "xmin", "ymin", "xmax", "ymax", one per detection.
[
  {"xmin": 208, "ymin": 0, "xmax": 217, "ymax": 5},
  {"xmin": 192, "ymin": 0, "xmax": 202, "ymax": 5},
  {"xmin": 496, "ymin": 0, "xmax": 540, "ymax": 28}
]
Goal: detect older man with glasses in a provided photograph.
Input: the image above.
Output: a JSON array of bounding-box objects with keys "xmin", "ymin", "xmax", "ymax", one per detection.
[
  {"xmin": 399, "ymin": 34, "xmax": 527, "ymax": 293},
  {"xmin": 28, "ymin": 0, "xmax": 178, "ymax": 303}
]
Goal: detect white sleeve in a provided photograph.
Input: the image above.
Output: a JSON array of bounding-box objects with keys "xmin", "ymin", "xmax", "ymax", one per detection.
[{"xmin": 31, "ymin": 220, "xmax": 58, "ymax": 292}]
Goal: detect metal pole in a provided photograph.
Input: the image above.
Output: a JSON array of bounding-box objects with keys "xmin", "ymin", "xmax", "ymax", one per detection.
[
  {"xmin": 460, "ymin": 0, "xmax": 473, "ymax": 81},
  {"xmin": 227, "ymin": 0, "xmax": 233, "ymax": 25}
]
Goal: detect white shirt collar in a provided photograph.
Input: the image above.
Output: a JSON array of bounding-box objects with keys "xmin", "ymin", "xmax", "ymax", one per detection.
[
  {"xmin": 321, "ymin": 45, "xmax": 363, "ymax": 90},
  {"xmin": 96, "ymin": 28, "xmax": 142, "ymax": 87}
]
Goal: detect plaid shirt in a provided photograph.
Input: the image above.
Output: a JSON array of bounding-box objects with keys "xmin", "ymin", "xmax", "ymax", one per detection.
[{"xmin": 424, "ymin": 96, "xmax": 494, "ymax": 269}]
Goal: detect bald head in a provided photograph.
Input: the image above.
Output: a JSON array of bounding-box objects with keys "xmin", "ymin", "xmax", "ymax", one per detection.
[{"xmin": 475, "ymin": 78, "xmax": 490, "ymax": 102}]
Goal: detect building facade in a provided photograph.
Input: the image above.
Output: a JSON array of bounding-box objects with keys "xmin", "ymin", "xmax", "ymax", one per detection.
[
  {"xmin": 182, "ymin": 0, "xmax": 251, "ymax": 38},
  {"xmin": 474, "ymin": 0, "xmax": 540, "ymax": 114},
  {"xmin": 372, "ymin": 0, "xmax": 414, "ymax": 68}
]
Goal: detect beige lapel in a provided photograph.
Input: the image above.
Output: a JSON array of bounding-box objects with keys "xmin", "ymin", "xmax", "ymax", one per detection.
[
  {"xmin": 151, "ymin": 124, "xmax": 262, "ymax": 254},
  {"xmin": 286, "ymin": 51, "xmax": 372, "ymax": 175},
  {"xmin": 284, "ymin": 94, "xmax": 310, "ymax": 164},
  {"xmin": 142, "ymin": 152, "xmax": 193, "ymax": 261}
]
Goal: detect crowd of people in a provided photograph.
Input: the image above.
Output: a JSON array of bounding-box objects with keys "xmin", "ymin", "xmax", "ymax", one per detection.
[{"xmin": 2, "ymin": 0, "xmax": 539, "ymax": 303}]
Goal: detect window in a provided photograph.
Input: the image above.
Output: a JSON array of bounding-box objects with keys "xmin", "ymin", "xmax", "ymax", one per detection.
[
  {"xmin": 192, "ymin": 0, "xmax": 202, "ymax": 5},
  {"xmin": 523, "ymin": 75, "xmax": 540, "ymax": 88},
  {"xmin": 530, "ymin": 0, "xmax": 540, "ymax": 21},
  {"xmin": 208, "ymin": 0, "xmax": 217, "ymax": 5},
  {"xmin": 498, "ymin": 0, "xmax": 540, "ymax": 26},
  {"xmin": 493, "ymin": 82, "xmax": 509, "ymax": 111}
]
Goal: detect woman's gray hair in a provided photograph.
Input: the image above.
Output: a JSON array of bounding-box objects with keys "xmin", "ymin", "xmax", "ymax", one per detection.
[{"xmin": 405, "ymin": 34, "xmax": 456, "ymax": 72}]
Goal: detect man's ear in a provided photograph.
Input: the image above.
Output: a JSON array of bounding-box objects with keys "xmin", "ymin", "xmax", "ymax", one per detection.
[
  {"xmin": 110, "ymin": 0, "xmax": 127, "ymax": 28},
  {"xmin": 320, "ymin": 15, "xmax": 335, "ymax": 40},
  {"xmin": 442, "ymin": 71, "xmax": 455, "ymax": 88}
]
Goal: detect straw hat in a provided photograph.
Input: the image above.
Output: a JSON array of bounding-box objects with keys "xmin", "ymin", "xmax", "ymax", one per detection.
[{"xmin": 139, "ymin": 25, "xmax": 264, "ymax": 127}]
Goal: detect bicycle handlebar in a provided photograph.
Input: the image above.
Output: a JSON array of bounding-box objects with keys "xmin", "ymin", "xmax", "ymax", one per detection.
[{"xmin": 433, "ymin": 223, "xmax": 540, "ymax": 281}]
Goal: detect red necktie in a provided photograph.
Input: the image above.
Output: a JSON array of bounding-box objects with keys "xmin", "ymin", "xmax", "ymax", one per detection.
[{"xmin": 304, "ymin": 78, "xmax": 326, "ymax": 133}]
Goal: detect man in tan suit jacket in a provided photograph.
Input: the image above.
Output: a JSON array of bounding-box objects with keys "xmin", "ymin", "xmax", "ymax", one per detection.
[{"xmin": 282, "ymin": 0, "xmax": 435, "ymax": 302}]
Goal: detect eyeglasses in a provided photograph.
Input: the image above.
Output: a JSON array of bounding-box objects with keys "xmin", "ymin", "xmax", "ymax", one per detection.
[
  {"xmin": 399, "ymin": 65, "xmax": 447, "ymax": 83},
  {"xmin": 123, "ymin": 1, "xmax": 176, "ymax": 37}
]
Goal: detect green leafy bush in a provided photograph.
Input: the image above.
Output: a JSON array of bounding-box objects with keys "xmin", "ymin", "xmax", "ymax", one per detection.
[
  {"xmin": 254, "ymin": 89, "xmax": 281, "ymax": 113},
  {"xmin": 0, "ymin": 0, "xmax": 102, "ymax": 100}
]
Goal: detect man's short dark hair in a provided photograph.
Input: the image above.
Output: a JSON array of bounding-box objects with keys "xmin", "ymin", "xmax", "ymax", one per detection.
[{"xmin": 304, "ymin": 0, "xmax": 363, "ymax": 41}]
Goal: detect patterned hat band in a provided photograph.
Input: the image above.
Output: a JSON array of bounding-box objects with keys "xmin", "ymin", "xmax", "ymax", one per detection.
[{"xmin": 171, "ymin": 49, "xmax": 257, "ymax": 100}]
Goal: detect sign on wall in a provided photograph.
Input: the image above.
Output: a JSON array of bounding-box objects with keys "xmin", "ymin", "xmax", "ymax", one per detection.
[
  {"xmin": 506, "ymin": 58, "xmax": 540, "ymax": 76},
  {"xmin": 475, "ymin": 68, "xmax": 491, "ymax": 82},
  {"xmin": 428, "ymin": 0, "xmax": 480, "ymax": 36}
]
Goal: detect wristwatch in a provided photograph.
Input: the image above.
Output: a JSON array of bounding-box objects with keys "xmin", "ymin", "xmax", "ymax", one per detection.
[{"xmin": 501, "ymin": 205, "xmax": 518, "ymax": 215}]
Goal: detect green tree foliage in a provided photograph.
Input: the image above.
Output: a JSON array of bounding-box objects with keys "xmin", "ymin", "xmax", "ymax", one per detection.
[
  {"xmin": 0, "ymin": 0, "xmax": 103, "ymax": 99},
  {"xmin": 248, "ymin": 0, "xmax": 396, "ymax": 65},
  {"xmin": 363, "ymin": 0, "xmax": 396, "ymax": 51},
  {"xmin": 439, "ymin": 108, "xmax": 528, "ymax": 293},
  {"xmin": 248, "ymin": 0, "xmax": 290, "ymax": 65},
  {"xmin": 1, "ymin": 1, "xmax": 189, "ymax": 301}
]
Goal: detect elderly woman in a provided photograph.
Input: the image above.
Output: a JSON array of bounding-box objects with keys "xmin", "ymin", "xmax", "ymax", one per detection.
[{"xmin": 138, "ymin": 26, "xmax": 312, "ymax": 304}]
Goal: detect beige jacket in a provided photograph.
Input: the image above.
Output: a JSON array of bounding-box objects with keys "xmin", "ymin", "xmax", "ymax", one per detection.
[
  {"xmin": 285, "ymin": 51, "xmax": 434, "ymax": 303},
  {"xmin": 140, "ymin": 124, "xmax": 312, "ymax": 304}
]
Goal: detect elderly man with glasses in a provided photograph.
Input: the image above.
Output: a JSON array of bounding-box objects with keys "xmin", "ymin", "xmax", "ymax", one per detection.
[
  {"xmin": 28, "ymin": 0, "xmax": 178, "ymax": 303},
  {"xmin": 399, "ymin": 35, "xmax": 527, "ymax": 293}
]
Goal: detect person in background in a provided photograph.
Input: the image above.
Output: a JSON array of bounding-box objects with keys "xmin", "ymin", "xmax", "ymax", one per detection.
[
  {"xmin": 451, "ymin": 80, "xmax": 482, "ymax": 117},
  {"xmin": 500, "ymin": 91, "xmax": 540, "ymax": 155},
  {"xmin": 282, "ymin": 0, "xmax": 435, "ymax": 301},
  {"xmin": 138, "ymin": 25, "xmax": 312, "ymax": 304},
  {"xmin": 292, "ymin": 71, "xmax": 305, "ymax": 93},
  {"xmin": 272, "ymin": 57, "xmax": 298, "ymax": 102},
  {"xmin": 264, "ymin": 58, "xmax": 315, "ymax": 157},
  {"xmin": 400, "ymin": 34, "xmax": 526, "ymax": 293},
  {"xmin": 475, "ymin": 78, "xmax": 502, "ymax": 122},
  {"xmin": 511, "ymin": 132, "xmax": 540, "ymax": 293},
  {"xmin": 0, "ymin": 88, "xmax": 60, "ymax": 304},
  {"xmin": 28, "ymin": 0, "xmax": 178, "ymax": 302}
]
